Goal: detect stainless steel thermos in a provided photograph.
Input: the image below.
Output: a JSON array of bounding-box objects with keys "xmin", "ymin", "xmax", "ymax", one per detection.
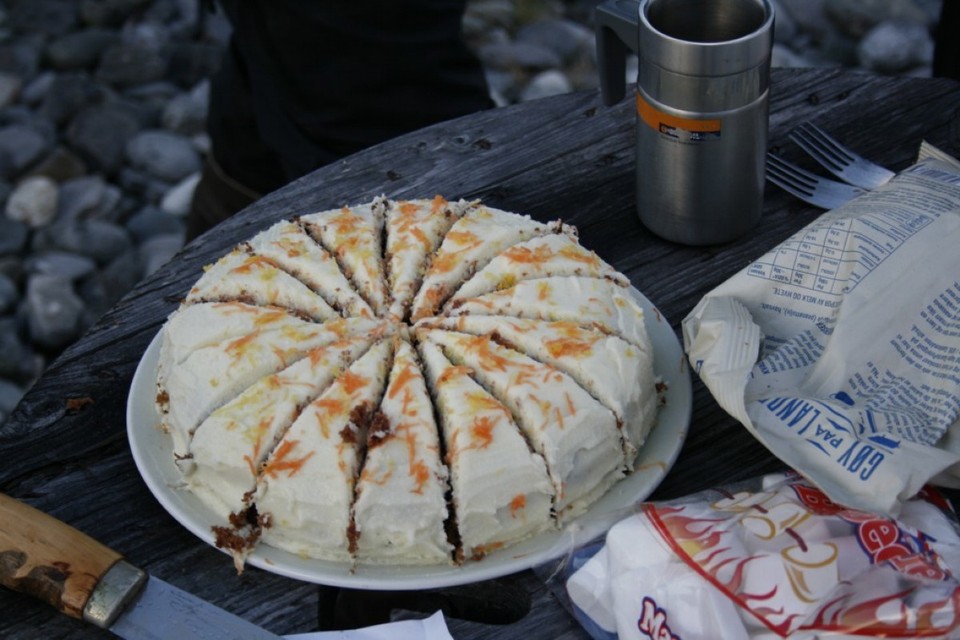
[{"xmin": 596, "ymin": 0, "xmax": 775, "ymax": 245}]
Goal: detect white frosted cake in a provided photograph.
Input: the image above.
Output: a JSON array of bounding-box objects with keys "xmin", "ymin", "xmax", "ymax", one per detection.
[{"xmin": 155, "ymin": 196, "xmax": 661, "ymax": 568}]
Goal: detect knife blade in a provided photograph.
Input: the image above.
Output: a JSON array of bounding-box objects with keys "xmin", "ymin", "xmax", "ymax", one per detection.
[{"xmin": 0, "ymin": 492, "xmax": 282, "ymax": 639}]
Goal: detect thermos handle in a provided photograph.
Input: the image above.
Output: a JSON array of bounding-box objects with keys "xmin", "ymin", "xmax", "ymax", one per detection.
[{"xmin": 595, "ymin": 0, "xmax": 641, "ymax": 106}]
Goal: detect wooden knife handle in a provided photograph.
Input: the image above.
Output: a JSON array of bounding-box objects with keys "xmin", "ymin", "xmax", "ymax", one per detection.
[{"xmin": 0, "ymin": 492, "xmax": 122, "ymax": 619}]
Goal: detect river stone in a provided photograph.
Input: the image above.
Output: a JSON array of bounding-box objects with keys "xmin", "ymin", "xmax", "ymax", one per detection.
[
  {"xmin": 38, "ymin": 72, "xmax": 103, "ymax": 125},
  {"xmin": 6, "ymin": 176, "xmax": 58, "ymax": 227},
  {"xmin": 0, "ymin": 124, "xmax": 50, "ymax": 177},
  {"xmin": 0, "ymin": 72, "xmax": 21, "ymax": 109},
  {"xmin": 24, "ymin": 273, "xmax": 85, "ymax": 350},
  {"xmin": 0, "ymin": 273, "xmax": 17, "ymax": 314},
  {"xmin": 139, "ymin": 232, "xmax": 182, "ymax": 276},
  {"xmin": 27, "ymin": 146, "xmax": 88, "ymax": 182},
  {"xmin": 8, "ymin": 0, "xmax": 78, "ymax": 38},
  {"xmin": 45, "ymin": 28, "xmax": 119, "ymax": 71},
  {"xmin": 858, "ymin": 20, "xmax": 934, "ymax": 72},
  {"xmin": 96, "ymin": 39, "xmax": 168, "ymax": 88},
  {"xmin": 46, "ymin": 219, "xmax": 132, "ymax": 264},
  {"xmin": 0, "ymin": 217, "xmax": 29, "ymax": 256},
  {"xmin": 0, "ymin": 316, "xmax": 40, "ymax": 383},
  {"xmin": 0, "ymin": 378, "xmax": 25, "ymax": 422},
  {"xmin": 25, "ymin": 250, "xmax": 97, "ymax": 281},
  {"xmin": 515, "ymin": 19, "xmax": 592, "ymax": 65},
  {"xmin": 126, "ymin": 204, "xmax": 185, "ymax": 242},
  {"xmin": 519, "ymin": 69, "xmax": 573, "ymax": 102},
  {"xmin": 66, "ymin": 102, "xmax": 142, "ymax": 174},
  {"xmin": 126, "ymin": 130, "xmax": 200, "ymax": 182}
]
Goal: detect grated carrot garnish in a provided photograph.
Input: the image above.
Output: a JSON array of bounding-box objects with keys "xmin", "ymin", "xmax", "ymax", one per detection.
[
  {"xmin": 558, "ymin": 245, "xmax": 601, "ymax": 266},
  {"xmin": 502, "ymin": 244, "xmax": 553, "ymax": 264},
  {"xmin": 468, "ymin": 415, "xmax": 495, "ymax": 450},
  {"xmin": 410, "ymin": 459, "xmax": 431, "ymax": 494},
  {"xmin": 262, "ymin": 439, "xmax": 314, "ymax": 478},
  {"xmin": 387, "ymin": 363, "xmax": 418, "ymax": 400},
  {"xmin": 509, "ymin": 494, "xmax": 526, "ymax": 517},
  {"xmin": 339, "ymin": 370, "xmax": 369, "ymax": 395},
  {"xmin": 545, "ymin": 337, "xmax": 593, "ymax": 359}
]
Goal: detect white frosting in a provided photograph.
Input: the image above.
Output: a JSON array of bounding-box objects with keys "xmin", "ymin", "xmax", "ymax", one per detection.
[
  {"xmin": 254, "ymin": 339, "xmax": 392, "ymax": 561},
  {"xmin": 418, "ymin": 339, "xmax": 555, "ymax": 559},
  {"xmin": 384, "ymin": 197, "xmax": 471, "ymax": 322},
  {"xmin": 449, "ymin": 276, "xmax": 651, "ymax": 349},
  {"xmin": 410, "ymin": 206, "xmax": 558, "ymax": 321},
  {"xmin": 421, "ymin": 316, "xmax": 658, "ymax": 464},
  {"xmin": 186, "ymin": 248, "xmax": 339, "ymax": 322},
  {"xmin": 246, "ymin": 219, "xmax": 373, "ymax": 318},
  {"xmin": 422, "ymin": 329, "xmax": 625, "ymax": 520},
  {"xmin": 301, "ymin": 199, "xmax": 390, "ymax": 316},
  {"xmin": 185, "ymin": 334, "xmax": 379, "ymax": 519},
  {"xmin": 449, "ymin": 233, "xmax": 628, "ymax": 305},
  {"xmin": 161, "ymin": 316, "xmax": 385, "ymax": 459},
  {"xmin": 352, "ymin": 338, "xmax": 453, "ymax": 564}
]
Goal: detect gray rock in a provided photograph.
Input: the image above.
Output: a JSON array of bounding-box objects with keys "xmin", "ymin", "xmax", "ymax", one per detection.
[
  {"xmin": 477, "ymin": 41, "xmax": 563, "ymax": 71},
  {"xmin": 26, "ymin": 146, "xmax": 88, "ymax": 182},
  {"xmin": 6, "ymin": 176, "xmax": 58, "ymax": 227},
  {"xmin": 0, "ymin": 124, "xmax": 51, "ymax": 177},
  {"xmin": 519, "ymin": 69, "xmax": 573, "ymax": 102},
  {"xmin": 126, "ymin": 204, "xmax": 185, "ymax": 242},
  {"xmin": 94, "ymin": 247, "xmax": 142, "ymax": 307},
  {"xmin": 8, "ymin": 0, "xmax": 78, "ymax": 38},
  {"xmin": 126, "ymin": 129, "xmax": 200, "ymax": 182},
  {"xmin": 515, "ymin": 19, "xmax": 593, "ymax": 66},
  {"xmin": 40, "ymin": 71, "xmax": 105, "ymax": 125},
  {"xmin": 0, "ymin": 34, "xmax": 44, "ymax": 79},
  {"xmin": 0, "ymin": 316, "xmax": 42, "ymax": 384},
  {"xmin": 66, "ymin": 102, "xmax": 142, "ymax": 174},
  {"xmin": 166, "ymin": 42, "xmax": 222, "ymax": 89},
  {"xmin": 20, "ymin": 71, "xmax": 56, "ymax": 106},
  {"xmin": 24, "ymin": 273, "xmax": 84, "ymax": 350},
  {"xmin": 57, "ymin": 174, "xmax": 122, "ymax": 223},
  {"xmin": 79, "ymin": 0, "xmax": 153, "ymax": 28},
  {"xmin": 858, "ymin": 20, "xmax": 934, "ymax": 72},
  {"xmin": 0, "ymin": 71, "xmax": 22, "ymax": 109},
  {"xmin": 778, "ymin": 0, "xmax": 833, "ymax": 39},
  {"xmin": 46, "ymin": 219, "xmax": 132, "ymax": 264},
  {"xmin": 770, "ymin": 0, "xmax": 799, "ymax": 44},
  {"xmin": 44, "ymin": 28, "xmax": 120, "ymax": 71},
  {"xmin": 24, "ymin": 250, "xmax": 97, "ymax": 281},
  {"xmin": 160, "ymin": 171, "xmax": 199, "ymax": 216},
  {"xmin": 139, "ymin": 232, "xmax": 182, "ymax": 276},
  {"xmin": 161, "ymin": 79, "xmax": 209, "ymax": 135},
  {"xmin": 0, "ymin": 273, "xmax": 18, "ymax": 314},
  {"xmin": 825, "ymin": 0, "xmax": 932, "ymax": 38},
  {"xmin": 0, "ymin": 216, "xmax": 29, "ymax": 256},
  {"xmin": 772, "ymin": 42, "xmax": 813, "ymax": 68},
  {"xmin": 96, "ymin": 39, "xmax": 168, "ymax": 88}
]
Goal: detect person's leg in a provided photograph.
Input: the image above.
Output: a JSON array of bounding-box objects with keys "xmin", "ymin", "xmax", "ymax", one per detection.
[{"xmin": 187, "ymin": 0, "xmax": 492, "ymax": 241}]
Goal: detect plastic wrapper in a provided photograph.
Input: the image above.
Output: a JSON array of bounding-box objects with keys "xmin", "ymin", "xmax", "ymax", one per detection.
[{"xmin": 546, "ymin": 472, "xmax": 960, "ymax": 639}]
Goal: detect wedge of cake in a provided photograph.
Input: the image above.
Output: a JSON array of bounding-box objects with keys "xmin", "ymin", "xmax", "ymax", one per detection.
[
  {"xmin": 252, "ymin": 339, "xmax": 393, "ymax": 561},
  {"xmin": 351, "ymin": 337, "xmax": 453, "ymax": 564},
  {"xmin": 409, "ymin": 205, "xmax": 566, "ymax": 321},
  {"xmin": 185, "ymin": 334, "xmax": 380, "ymax": 520},
  {"xmin": 246, "ymin": 219, "xmax": 373, "ymax": 318},
  {"xmin": 160, "ymin": 316, "xmax": 386, "ymax": 461},
  {"xmin": 422, "ymin": 329, "xmax": 625, "ymax": 519},
  {"xmin": 186, "ymin": 247, "xmax": 339, "ymax": 322},
  {"xmin": 384, "ymin": 196, "xmax": 472, "ymax": 322},
  {"xmin": 417, "ymin": 339, "xmax": 555, "ymax": 560},
  {"xmin": 156, "ymin": 301, "xmax": 304, "ymax": 391},
  {"xmin": 448, "ymin": 276, "xmax": 651, "ymax": 349},
  {"xmin": 301, "ymin": 199, "xmax": 390, "ymax": 317},
  {"xmin": 448, "ymin": 233, "xmax": 629, "ymax": 305},
  {"xmin": 421, "ymin": 316, "xmax": 658, "ymax": 464}
]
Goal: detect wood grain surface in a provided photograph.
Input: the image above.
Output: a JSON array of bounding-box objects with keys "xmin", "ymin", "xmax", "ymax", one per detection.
[{"xmin": 1, "ymin": 67, "xmax": 959, "ymax": 638}]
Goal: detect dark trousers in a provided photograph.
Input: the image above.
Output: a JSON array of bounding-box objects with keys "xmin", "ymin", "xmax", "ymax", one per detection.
[{"xmin": 187, "ymin": 0, "xmax": 493, "ymax": 239}]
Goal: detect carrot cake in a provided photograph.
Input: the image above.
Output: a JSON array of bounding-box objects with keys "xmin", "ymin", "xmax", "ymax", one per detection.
[{"xmin": 153, "ymin": 196, "xmax": 661, "ymax": 568}]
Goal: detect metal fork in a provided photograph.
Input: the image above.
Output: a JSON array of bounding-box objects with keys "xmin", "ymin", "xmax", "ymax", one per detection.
[
  {"xmin": 789, "ymin": 122, "xmax": 895, "ymax": 189},
  {"xmin": 766, "ymin": 152, "xmax": 867, "ymax": 209}
]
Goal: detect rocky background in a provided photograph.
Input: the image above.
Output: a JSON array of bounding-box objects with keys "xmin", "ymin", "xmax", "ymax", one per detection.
[{"xmin": 0, "ymin": 0, "xmax": 945, "ymax": 426}]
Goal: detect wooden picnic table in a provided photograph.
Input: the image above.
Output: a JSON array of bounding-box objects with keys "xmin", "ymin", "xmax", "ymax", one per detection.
[{"xmin": 2, "ymin": 67, "xmax": 960, "ymax": 639}]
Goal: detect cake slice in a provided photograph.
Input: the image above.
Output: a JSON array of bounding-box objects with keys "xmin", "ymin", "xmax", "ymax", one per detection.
[
  {"xmin": 449, "ymin": 233, "xmax": 629, "ymax": 305},
  {"xmin": 423, "ymin": 329, "xmax": 625, "ymax": 519},
  {"xmin": 185, "ymin": 334, "xmax": 378, "ymax": 520},
  {"xmin": 448, "ymin": 276, "xmax": 651, "ymax": 349},
  {"xmin": 253, "ymin": 339, "xmax": 393, "ymax": 561},
  {"xmin": 246, "ymin": 219, "xmax": 374, "ymax": 318},
  {"xmin": 351, "ymin": 337, "xmax": 453, "ymax": 564},
  {"xmin": 384, "ymin": 196, "xmax": 472, "ymax": 322},
  {"xmin": 156, "ymin": 302, "xmax": 304, "ymax": 390},
  {"xmin": 422, "ymin": 316, "xmax": 658, "ymax": 464},
  {"xmin": 418, "ymin": 339, "xmax": 555, "ymax": 561},
  {"xmin": 186, "ymin": 247, "xmax": 339, "ymax": 322},
  {"xmin": 301, "ymin": 199, "xmax": 390, "ymax": 316},
  {"xmin": 409, "ymin": 205, "xmax": 565, "ymax": 321},
  {"xmin": 160, "ymin": 317, "xmax": 387, "ymax": 461}
]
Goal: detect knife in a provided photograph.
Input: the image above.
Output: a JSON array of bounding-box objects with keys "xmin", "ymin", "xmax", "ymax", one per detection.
[{"xmin": 0, "ymin": 492, "xmax": 282, "ymax": 639}]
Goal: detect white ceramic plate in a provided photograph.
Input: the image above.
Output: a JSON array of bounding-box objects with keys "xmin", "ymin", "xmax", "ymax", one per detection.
[{"xmin": 127, "ymin": 288, "xmax": 692, "ymax": 589}]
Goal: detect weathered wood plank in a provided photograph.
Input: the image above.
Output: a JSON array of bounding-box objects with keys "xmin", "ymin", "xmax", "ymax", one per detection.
[{"xmin": 1, "ymin": 68, "xmax": 959, "ymax": 638}]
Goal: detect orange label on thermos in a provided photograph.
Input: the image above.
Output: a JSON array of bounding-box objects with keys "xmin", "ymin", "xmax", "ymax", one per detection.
[{"xmin": 636, "ymin": 93, "xmax": 721, "ymax": 142}]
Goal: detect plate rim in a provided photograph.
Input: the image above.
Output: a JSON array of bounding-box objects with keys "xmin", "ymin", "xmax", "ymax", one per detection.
[{"xmin": 126, "ymin": 288, "xmax": 691, "ymax": 589}]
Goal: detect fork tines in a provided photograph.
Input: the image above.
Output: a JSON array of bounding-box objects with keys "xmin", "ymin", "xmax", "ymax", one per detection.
[
  {"xmin": 766, "ymin": 152, "xmax": 866, "ymax": 209},
  {"xmin": 789, "ymin": 122, "xmax": 895, "ymax": 189}
]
